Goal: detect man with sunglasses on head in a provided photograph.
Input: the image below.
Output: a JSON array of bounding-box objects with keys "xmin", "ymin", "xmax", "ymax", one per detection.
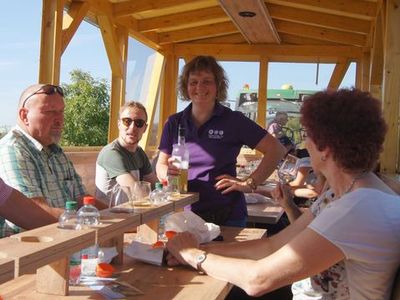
[
  {"xmin": 95, "ymin": 101, "xmax": 158, "ymax": 203},
  {"xmin": 0, "ymin": 83, "xmax": 104, "ymax": 237}
]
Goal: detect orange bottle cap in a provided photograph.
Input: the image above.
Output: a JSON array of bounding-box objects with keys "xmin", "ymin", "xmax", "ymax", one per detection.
[{"xmin": 96, "ymin": 263, "xmax": 115, "ymax": 278}]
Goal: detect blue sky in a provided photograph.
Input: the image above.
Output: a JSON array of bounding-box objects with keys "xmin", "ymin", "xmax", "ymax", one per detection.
[{"xmin": 0, "ymin": 1, "xmax": 355, "ymax": 127}]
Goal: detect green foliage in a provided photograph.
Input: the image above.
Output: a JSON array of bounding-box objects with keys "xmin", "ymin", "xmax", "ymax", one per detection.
[
  {"xmin": 61, "ymin": 69, "xmax": 110, "ymax": 146},
  {"xmin": 283, "ymin": 116, "xmax": 304, "ymax": 146}
]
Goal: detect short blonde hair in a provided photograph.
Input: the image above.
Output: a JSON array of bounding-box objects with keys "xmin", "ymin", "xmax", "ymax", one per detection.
[{"xmin": 119, "ymin": 101, "xmax": 147, "ymax": 121}]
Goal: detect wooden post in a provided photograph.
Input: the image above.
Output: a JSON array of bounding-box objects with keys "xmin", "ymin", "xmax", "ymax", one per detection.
[
  {"xmin": 39, "ymin": 0, "xmax": 64, "ymax": 84},
  {"xmin": 36, "ymin": 258, "xmax": 69, "ymax": 296},
  {"xmin": 257, "ymin": 57, "xmax": 268, "ymax": 128},
  {"xmin": 380, "ymin": 0, "xmax": 400, "ymax": 173}
]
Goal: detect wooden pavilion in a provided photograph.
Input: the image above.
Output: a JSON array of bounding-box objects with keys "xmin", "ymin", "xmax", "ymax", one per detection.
[{"xmin": 39, "ymin": 0, "xmax": 399, "ymax": 177}]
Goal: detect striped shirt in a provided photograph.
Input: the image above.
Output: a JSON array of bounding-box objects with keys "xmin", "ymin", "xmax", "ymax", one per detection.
[
  {"xmin": 0, "ymin": 126, "xmax": 86, "ymax": 237},
  {"xmin": 0, "ymin": 178, "xmax": 12, "ymax": 206},
  {"xmin": 0, "ymin": 178, "xmax": 13, "ymax": 238}
]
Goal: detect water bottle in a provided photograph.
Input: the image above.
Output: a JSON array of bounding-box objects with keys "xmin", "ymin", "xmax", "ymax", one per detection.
[
  {"xmin": 69, "ymin": 251, "xmax": 81, "ymax": 285},
  {"xmin": 80, "ymin": 244, "xmax": 99, "ymax": 277},
  {"xmin": 76, "ymin": 196, "xmax": 100, "ymax": 230},
  {"xmin": 171, "ymin": 125, "xmax": 189, "ymax": 193},
  {"xmin": 58, "ymin": 200, "xmax": 77, "ymax": 229},
  {"xmin": 149, "ymin": 182, "xmax": 165, "ymax": 205}
]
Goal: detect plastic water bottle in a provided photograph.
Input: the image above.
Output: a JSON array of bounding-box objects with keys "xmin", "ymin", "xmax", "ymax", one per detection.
[
  {"xmin": 80, "ymin": 244, "xmax": 99, "ymax": 277},
  {"xmin": 69, "ymin": 251, "xmax": 81, "ymax": 285},
  {"xmin": 59, "ymin": 201, "xmax": 77, "ymax": 229},
  {"xmin": 149, "ymin": 182, "xmax": 165, "ymax": 205},
  {"xmin": 76, "ymin": 196, "xmax": 100, "ymax": 230}
]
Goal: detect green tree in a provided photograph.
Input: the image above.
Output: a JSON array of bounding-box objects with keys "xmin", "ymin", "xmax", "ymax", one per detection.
[{"xmin": 61, "ymin": 70, "xmax": 110, "ymax": 146}]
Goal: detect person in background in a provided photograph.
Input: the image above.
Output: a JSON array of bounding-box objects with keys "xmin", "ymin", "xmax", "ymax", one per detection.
[
  {"xmin": 157, "ymin": 56, "xmax": 286, "ymax": 227},
  {"xmin": 267, "ymin": 111, "xmax": 295, "ymax": 153},
  {"xmin": 0, "ymin": 83, "xmax": 106, "ymax": 237},
  {"xmin": 267, "ymin": 111, "xmax": 289, "ymax": 139},
  {"xmin": 95, "ymin": 101, "xmax": 158, "ymax": 203},
  {"xmin": 0, "ymin": 178, "xmax": 57, "ymax": 237},
  {"xmin": 166, "ymin": 88, "xmax": 400, "ymax": 299}
]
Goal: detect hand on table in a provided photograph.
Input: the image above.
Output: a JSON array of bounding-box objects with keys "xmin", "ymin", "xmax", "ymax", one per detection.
[
  {"xmin": 166, "ymin": 232, "xmax": 200, "ymax": 268},
  {"xmin": 215, "ymin": 174, "xmax": 251, "ymax": 194}
]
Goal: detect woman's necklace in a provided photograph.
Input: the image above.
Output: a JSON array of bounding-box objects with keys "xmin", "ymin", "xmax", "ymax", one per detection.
[{"xmin": 339, "ymin": 172, "xmax": 367, "ymax": 198}]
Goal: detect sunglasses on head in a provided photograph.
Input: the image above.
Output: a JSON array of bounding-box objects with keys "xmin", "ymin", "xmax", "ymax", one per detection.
[
  {"xmin": 22, "ymin": 84, "xmax": 64, "ymax": 108},
  {"xmin": 121, "ymin": 117, "xmax": 146, "ymax": 128}
]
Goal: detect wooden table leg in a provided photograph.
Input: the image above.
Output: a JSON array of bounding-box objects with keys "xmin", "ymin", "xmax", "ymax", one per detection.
[
  {"xmin": 137, "ymin": 218, "xmax": 160, "ymax": 244},
  {"xmin": 36, "ymin": 257, "xmax": 69, "ymax": 296}
]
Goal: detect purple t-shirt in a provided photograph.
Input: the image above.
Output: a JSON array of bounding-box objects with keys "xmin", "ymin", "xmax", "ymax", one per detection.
[
  {"xmin": 0, "ymin": 178, "xmax": 13, "ymax": 207},
  {"xmin": 159, "ymin": 103, "xmax": 267, "ymax": 221}
]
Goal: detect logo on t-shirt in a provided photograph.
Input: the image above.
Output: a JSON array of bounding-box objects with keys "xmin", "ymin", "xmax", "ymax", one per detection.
[{"xmin": 208, "ymin": 129, "xmax": 224, "ymax": 139}]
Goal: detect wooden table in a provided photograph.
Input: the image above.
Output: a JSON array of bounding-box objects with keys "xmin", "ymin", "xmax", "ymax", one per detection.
[
  {"xmin": 247, "ymin": 202, "xmax": 284, "ymax": 224},
  {"xmin": 0, "ymin": 226, "xmax": 266, "ymax": 299}
]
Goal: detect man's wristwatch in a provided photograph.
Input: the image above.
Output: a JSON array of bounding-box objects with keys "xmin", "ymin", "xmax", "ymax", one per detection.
[
  {"xmin": 245, "ymin": 176, "xmax": 257, "ymax": 192},
  {"xmin": 196, "ymin": 252, "xmax": 207, "ymax": 274}
]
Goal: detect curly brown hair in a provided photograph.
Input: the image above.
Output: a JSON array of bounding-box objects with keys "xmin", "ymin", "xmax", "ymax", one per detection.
[
  {"xmin": 300, "ymin": 88, "xmax": 387, "ymax": 172},
  {"xmin": 178, "ymin": 56, "xmax": 229, "ymax": 101}
]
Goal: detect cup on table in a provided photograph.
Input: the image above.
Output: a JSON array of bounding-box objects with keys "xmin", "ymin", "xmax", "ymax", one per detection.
[
  {"xmin": 132, "ymin": 181, "xmax": 151, "ymax": 207},
  {"xmin": 109, "ymin": 183, "xmax": 134, "ymax": 213}
]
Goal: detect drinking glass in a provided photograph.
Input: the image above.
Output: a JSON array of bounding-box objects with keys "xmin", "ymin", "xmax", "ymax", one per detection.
[
  {"xmin": 277, "ymin": 154, "xmax": 298, "ymax": 184},
  {"xmin": 132, "ymin": 181, "xmax": 151, "ymax": 207},
  {"xmin": 109, "ymin": 183, "xmax": 134, "ymax": 213}
]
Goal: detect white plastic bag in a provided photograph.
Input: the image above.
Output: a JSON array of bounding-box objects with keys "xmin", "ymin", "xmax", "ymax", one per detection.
[{"xmin": 164, "ymin": 211, "xmax": 220, "ymax": 243}]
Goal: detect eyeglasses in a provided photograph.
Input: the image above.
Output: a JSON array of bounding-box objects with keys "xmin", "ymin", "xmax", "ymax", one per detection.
[
  {"xmin": 22, "ymin": 85, "xmax": 64, "ymax": 108},
  {"xmin": 301, "ymin": 128, "xmax": 308, "ymax": 139},
  {"xmin": 121, "ymin": 117, "xmax": 146, "ymax": 128}
]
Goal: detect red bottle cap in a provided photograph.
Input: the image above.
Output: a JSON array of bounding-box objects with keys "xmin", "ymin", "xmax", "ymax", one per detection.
[{"xmin": 83, "ymin": 196, "xmax": 95, "ymax": 205}]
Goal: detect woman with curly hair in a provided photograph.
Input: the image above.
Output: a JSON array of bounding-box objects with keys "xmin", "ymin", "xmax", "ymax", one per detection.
[
  {"xmin": 156, "ymin": 56, "xmax": 286, "ymax": 227},
  {"xmin": 166, "ymin": 88, "xmax": 400, "ymax": 299}
]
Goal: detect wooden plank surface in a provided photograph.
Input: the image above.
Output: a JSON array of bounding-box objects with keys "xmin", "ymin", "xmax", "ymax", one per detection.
[
  {"xmin": 247, "ymin": 202, "xmax": 284, "ymax": 224},
  {"xmin": 0, "ymin": 226, "xmax": 266, "ymax": 299},
  {"xmin": 169, "ymin": 193, "xmax": 199, "ymax": 210},
  {"xmin": 0, "ymin": 257, "xmax": 14, "ymax": 284},
  {"xmin": 0, "ymin": 224, "xmax": 96, "ymax": 276}
]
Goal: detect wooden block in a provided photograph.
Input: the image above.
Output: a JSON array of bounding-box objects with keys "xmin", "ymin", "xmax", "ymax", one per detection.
[
  {"xmin": 139, "ymin": 201, "xmax": 173, "ymax": 224},
  {"xmin": 0, "ymin": 257, "xmax": 14, "ymax": 284},
  {"xmin": 36, "ymin": 257, "xmax": 69, "ymax": 296},
  {"xmin": 96, "ymin": 209, "xmax": 141, "ymax": 243},
  {"xmin": 0, "ymin": 223, "xmax": 95, "ymax": 276},
  {"xmin": 137, "ymin": 219, "xmax": 160, "ymax": 244},
  {"xmin": 171, "ymin": 193, "xmax": 199, "ymax": 211}
]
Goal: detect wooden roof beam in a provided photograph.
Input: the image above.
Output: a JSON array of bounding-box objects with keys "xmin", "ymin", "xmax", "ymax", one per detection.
[
  {"xmin": 275, "ymin": 19, "xmax": 367, "ymax": 47},
  {"xmin": 138, "ymin": 6, "xmax": 227, "ymax": 32},
  {"xmin": 219, "ymin": 0, "xmax": 280, "ymax": 44},
  {"xmin": 75, "ymin": 0, "xmax": 160, "ymax": 50},
  {"xmin": 280, "ymin": 33, "xmax": 341, "ymax": 46},
  {"xmin": 174, "ymin": 44, "xmax": 362, "ymax": 63},
  {"xmin": 268, "ymin": 3, "xmax": 371, "ymax": 34},
  {"xmin": 190, "ymin": 33, "xmax": 247, "ymax": 44},
  {"xmin": 62, "ymin": 1, "xmax": 90, "ymax": 55},
  {"xmin": 97, "ymin": 14, "xmax": 123, "ymax": 77},
  {"xmin": 112, "ymin": 0, "xmax": 214, "ymax": 18},
  {"xmin": 327, "ymin": 59, "xmax": 351, "ymax": 90},
  {"xmin": 266, "ymin": 0, "xmax": 378, "ymax": 21},
  {"xmin": 158, "ymin": 22, "xmax": 238, "ymax": 44}
]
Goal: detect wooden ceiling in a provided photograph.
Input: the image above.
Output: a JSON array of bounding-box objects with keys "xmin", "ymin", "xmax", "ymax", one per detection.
[{"xmin": 65, "ymin": 0, "xmax": 381, "ymax": 51}]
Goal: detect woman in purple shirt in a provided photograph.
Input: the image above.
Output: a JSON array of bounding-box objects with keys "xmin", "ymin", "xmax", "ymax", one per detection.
[{"xmin": 157, "ymin": 56, "xmax": 286, "ymax": 226}]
